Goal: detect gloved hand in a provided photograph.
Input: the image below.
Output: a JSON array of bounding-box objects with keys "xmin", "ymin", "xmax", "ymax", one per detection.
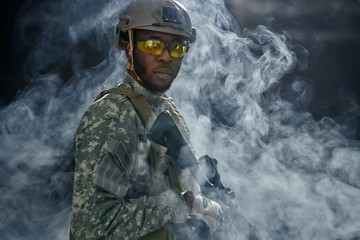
[{"xmin": 182, "ymin": 191, "xmax": 223, "ymax": 235}]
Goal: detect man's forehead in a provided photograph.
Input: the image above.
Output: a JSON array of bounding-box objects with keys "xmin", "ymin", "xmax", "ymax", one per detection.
[{"xmin": 134, "ymin": 29, "xmax": 186, "ymax": 41}]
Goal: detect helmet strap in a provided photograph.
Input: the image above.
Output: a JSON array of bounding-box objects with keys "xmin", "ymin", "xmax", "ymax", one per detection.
[{"xmin": 126, "ymin": 29, "xmax": 143, "ymax": 84}]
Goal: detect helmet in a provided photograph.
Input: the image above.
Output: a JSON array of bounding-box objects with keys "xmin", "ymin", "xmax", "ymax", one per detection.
[{"xmin": 115, "ymin": 0, "xmax": 196, "ymax": 50}]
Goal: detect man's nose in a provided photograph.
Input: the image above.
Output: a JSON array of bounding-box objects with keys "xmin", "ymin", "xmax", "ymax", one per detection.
[{"xmin": 158, "ymin": 48, "xmax": 172, "ymax": 62}]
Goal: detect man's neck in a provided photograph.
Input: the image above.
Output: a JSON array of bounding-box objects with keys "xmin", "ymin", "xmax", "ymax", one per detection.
[{"xmin": 127, "ymin": 69, "xmax": 164, "ymax": 97}]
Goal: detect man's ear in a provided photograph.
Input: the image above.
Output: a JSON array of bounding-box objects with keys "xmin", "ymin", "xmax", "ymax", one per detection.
[{"xmin": 124, "ymin": 42, "xmax": 132, "ymax": 63}]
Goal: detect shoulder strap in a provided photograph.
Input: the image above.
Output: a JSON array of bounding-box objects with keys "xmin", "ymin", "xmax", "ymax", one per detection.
[
  {"xmin": 97, "ymin": 87, "xmax": 160, "ymax": 177},
  {"xmin": 96, "ymin": 87, "xmax": 152, "ymax": 127},
  {"xmin": 167, "ymin": 162, "xmax": 183, "ymax": 191}
]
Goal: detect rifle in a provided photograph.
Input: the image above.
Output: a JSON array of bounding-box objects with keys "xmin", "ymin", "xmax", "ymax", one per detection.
[
  {"xmin": 147, "ymin": 111, "xmax": 237, "ymax": 237},
  {"xmin": 148, "ymin": 111, "xmax": 263, "ymax": 239},
  {"xmin": 147, "ymin": 111, "xmax": 234, "ymax": 199}
]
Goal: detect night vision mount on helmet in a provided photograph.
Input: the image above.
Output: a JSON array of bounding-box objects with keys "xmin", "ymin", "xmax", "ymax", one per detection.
[{"xmin": 115, "ymin": 0, "xmax": 196, "ymax": 51}]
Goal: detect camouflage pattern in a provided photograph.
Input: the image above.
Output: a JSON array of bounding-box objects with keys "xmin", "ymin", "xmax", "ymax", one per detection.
[{"xmin": 70, "ymin": 73, "xmax": 201, "ymax": 239}]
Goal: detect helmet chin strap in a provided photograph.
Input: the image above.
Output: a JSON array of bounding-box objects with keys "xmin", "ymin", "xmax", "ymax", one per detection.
[{"xmin": 126, "ymin": 29, "xmax": 143, "ymax": 84}]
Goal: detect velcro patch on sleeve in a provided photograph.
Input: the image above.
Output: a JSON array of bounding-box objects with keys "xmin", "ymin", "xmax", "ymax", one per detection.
[{"xmin": 94, "ymin": 138, "xmax": 132, "ymax": 198}]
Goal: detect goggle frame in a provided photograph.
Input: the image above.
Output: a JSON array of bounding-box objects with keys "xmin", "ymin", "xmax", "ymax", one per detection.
[{"xmin": 134, "ymin": 38, "xmax": 190, "ymax": 58}]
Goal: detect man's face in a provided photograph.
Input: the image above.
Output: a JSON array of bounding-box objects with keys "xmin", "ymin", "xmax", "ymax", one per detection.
[{"xmin": 128, "ymin": 30, "xmax": 185, "ymax": 94}]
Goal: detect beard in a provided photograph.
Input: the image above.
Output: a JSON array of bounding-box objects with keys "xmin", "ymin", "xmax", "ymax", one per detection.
[
  {"xmin": 133, "ymin": 52, "xmax": 179, "ymax": 93},
  {"xmin": 137, "ymin": 71, "xmax": 174, "ymax": 93}
]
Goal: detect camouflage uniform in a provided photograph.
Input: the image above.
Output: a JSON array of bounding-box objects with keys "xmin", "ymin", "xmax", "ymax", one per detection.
[{"xmin": 70, "ymin": 73, "xmax": 201, "ymax": 239}]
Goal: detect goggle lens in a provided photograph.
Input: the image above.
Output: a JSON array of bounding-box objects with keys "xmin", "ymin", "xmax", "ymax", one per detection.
[
  {"xmin": 136, "ymin": 39, "xmax": 187, "ymax": 58},
  {"xmin": 169, "ymin": 42, "xmax": 186, "ymax": 58},
  {"xmin": 137, "ymin": 40, "xmax": 165, "ymax": 56}
]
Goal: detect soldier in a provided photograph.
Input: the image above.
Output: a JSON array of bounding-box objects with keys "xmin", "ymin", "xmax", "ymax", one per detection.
[{"xmin": 70, "ymin": 0, "xmax": 223, "ymax": 239}]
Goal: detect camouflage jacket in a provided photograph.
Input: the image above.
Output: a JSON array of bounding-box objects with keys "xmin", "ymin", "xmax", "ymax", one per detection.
[{"xmin": 70, "ymin": 73, "xmax": 201, "ymax": 239}]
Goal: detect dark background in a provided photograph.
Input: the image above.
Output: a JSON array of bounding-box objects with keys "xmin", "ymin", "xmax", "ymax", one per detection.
[
  {"xmin": 225, "ymin": 0, "xmax": 360, "ymax": 139},
  {"xmin": 0, "ymin": 1, "xmax": 359, "ymax": 239},
  {"xmin": 1, "ymin": 0, "xmax": 360, "ymax": 139}
]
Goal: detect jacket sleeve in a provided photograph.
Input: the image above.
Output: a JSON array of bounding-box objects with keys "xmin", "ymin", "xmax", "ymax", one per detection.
[{"xmin": 70, "ymin": 97, "xmax": 189, "ymax": 240}]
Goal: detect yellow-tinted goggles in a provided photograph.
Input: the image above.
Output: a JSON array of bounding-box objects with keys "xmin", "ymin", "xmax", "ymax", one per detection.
[{"xmin": 135, "ymin": 38, "xmax": 189, "ymax": 58}]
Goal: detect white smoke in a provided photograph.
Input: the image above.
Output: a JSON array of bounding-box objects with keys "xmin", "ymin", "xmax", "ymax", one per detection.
[
  {"xmin": 172, "ymin": 0, "xmax": 360, "ymax": 239},
  {"xmin": 0, "ymin": 0, "xmax": 359, "ymax": 239}
]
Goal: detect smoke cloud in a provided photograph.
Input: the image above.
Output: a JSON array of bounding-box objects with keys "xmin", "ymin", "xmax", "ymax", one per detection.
[{"xmin": 0, "ymin": 0, "xmax": 359, "ymax": 239}]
